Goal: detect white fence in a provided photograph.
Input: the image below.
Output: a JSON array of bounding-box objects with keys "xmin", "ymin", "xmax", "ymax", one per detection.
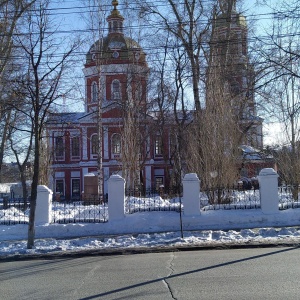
[
  {"xmin": 34, "ymin": 168, "xmax": 279, "ymax": 223},
  {"xmin": 4, "ymin": 168, "xmax": 299, "ymax": 238}
]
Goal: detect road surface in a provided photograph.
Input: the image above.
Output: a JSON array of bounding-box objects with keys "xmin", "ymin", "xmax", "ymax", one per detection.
[{"xmin": 1, "ymin": 246, "xmax": 300, "ymax": 299}]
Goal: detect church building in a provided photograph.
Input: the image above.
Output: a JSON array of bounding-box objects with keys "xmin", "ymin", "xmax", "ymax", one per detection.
[
  {"xmin": 47, "ymin": 0, "xmax": 171, "ymax": 200},
  {"xmin": 46, "ymin": 0, "xmax": 269, "ymax": 200}
]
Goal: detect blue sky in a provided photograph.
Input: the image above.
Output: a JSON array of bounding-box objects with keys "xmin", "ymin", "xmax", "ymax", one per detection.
[{"xmin": 49, "ymin": 0, "xmax": 285, "ymax": 145}]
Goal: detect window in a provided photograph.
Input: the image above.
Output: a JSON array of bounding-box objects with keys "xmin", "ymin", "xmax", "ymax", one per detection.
[
  {"xmin": 155, "ymin": 136, "xmax": 163, "ymax": 155},
  {"xmin": 91, "ymin": 82, "xmax": 98, "ymax": 102},
  {"xmin": 55, "ymin": 136, "xmax": 64, "ymax": 160},
  {"xmin": 71, "ymin": 179, "xmax": 80, "ymax": 199},
  {"xmin": 91, "ymin": 134, "xmax": 98, "ymax": 155},
  {"xmin": 112, "ymin": 134, "xmax": 121, "ymax": 154},
  {"xmin": 112, "ymin": 80, "xmax": 121, "ymax": 100},
  {"xmin": 71, "ymin": 136, "xmax": 80, "ymax": 157},
  {"xmin": 113, "ymin": 21, "xmax": 118, "ymax": 32},
  {"xmin": 155, "ymin": 177, "xmax": 164, "ymax": 191},
  {"xmin": 135, "ymin": 84, "xmax": 142, "ymax": 101},
  {"xmin": 55, "ymin": 179, "xmax": 64, "ymax": 196}
]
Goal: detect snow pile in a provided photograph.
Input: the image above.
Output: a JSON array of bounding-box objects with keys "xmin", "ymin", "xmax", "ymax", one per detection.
[
  {"xmin": 2, "ymin": 189, "xmax": 300, "ymax": 258},
  {"xmin": 1, "ymin": 227, "xmax": 300, "ymax": 257},
  {"xmin": 126, "ymin": 195, "xmax": 181, "ymax": 213},
  {"xmin": 52, "ymin": 202, "xmax": 108, "ymax": 222},
  {"xmin": 0, "ymin": 207, "xmax": 29, "ymax": 224}
]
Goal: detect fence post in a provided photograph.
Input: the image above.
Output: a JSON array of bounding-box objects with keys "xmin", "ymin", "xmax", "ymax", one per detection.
[
  {"xmin": 182, "ymin": 173, "xmax": 201, "ymax": 216},
  {"xmin": 108, "ymin": 174, "xmax": 125, "ymax": 221},
  {"xmin": 36, "ymin": 185, "xmax": 53, "ymax": 224},
  {"xmin": 258, "ymin": 168, "xmax": 279, "ymax": 214}
]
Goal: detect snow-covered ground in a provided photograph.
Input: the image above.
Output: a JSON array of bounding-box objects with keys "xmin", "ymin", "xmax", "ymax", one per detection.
[
  {"xmin": 1, "ymin": 225, "xmax": 300, "ymax": 258},
  {"xmin": 2, "ymin": 218, "xmax": 300, "ymax": 258},
  {"xmin": 1, "ymin": 189, "xmax": 300, "ymax": 258}
]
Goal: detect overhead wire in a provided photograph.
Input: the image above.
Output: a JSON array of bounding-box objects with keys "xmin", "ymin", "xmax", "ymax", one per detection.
[{"xmin": 1, "ymin": 1, "xmax": 299, "ymax": 79}]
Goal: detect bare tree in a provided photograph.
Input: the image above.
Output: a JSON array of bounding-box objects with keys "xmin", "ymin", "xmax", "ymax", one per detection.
[
  {"xmin": 83, "ymin": 0, "xmax": 112, "ymax": 202},
  {"xmin": 135, "ymin": 0, "xmax": 214, "ymax": 112},
  {"xmin": 9, "ymin": 119, "xmax": 34, "ymax": 209},
  {"xmin": 13, "ymin": 0, "xmax": 81, "ymax": 248},
  {"xmin": 0, "ymin": 0, "xmax": 36, "ymax": 78},
  {"xmin": 185, "ymin": 0, "xmax": 250, "ymax": 198},
  {"xmin": 0, "ymin": 0, "xmax": 36, "ymax": 181},
  {"xmin": 255, "ymin": 0, "xmax": 300, "ymax": 197}
]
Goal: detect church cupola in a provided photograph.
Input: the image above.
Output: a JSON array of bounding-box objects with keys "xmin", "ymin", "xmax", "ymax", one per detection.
[
  {"xmin": 219, "ymin": 0, "xmax": 236, "ymax": 14},
  {"xmin": 107, "ymin": 0, "xmax": 124, "ymax": 35}
]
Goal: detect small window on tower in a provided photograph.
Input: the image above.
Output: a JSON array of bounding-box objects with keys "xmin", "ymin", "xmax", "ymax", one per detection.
[
  {"xmin": 113, "ymin": 21, "xmax": 118, "ymax": 32},
  {"xmin": 91, "ymin": 82, "xmax": 98, "ymax": 102},
  {"xmin": 112, "ymin": 80, "xmax": 121, "ymax": 100},
  {"xmin": 91, "ymin": 134, "xmax": 98, "ymax": 155}
]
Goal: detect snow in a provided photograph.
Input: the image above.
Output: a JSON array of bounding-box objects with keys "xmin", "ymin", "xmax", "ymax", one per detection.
[
  {"xmin": 2, "ymin": 188, "xmax": 300, "ymax": 258},
  {"xmin": 2, "ymin": 203, "xmax": 300, "ymax": 258},
  {"xmin": 1, "ymin": 223, "xmax": 300, "ymax": 258}
]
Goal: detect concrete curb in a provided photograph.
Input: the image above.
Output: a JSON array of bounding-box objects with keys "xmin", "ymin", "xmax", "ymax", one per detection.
[{"xmin": 1, "ymin": 240, "xmax": 299, "ymax": 262}]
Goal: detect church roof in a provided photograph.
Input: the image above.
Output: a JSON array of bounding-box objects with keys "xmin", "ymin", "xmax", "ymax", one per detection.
[
  {"xmin": 46, "ymin": 112, "xmax": 86, "ymax": 125},
  {"xmin": 85, "ymin": 0, "xmax": 147, "ymax": 66},
  {"xmin": 86, "ymin": 35, "xmax": 147, "ymax": 65}
]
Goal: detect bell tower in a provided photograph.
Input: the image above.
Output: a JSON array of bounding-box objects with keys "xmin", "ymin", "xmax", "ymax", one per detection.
[
  {"xmin": 83, "ymin": 0, "xmax": 149, "ymax": 115},
  {"xmin": 209, "ymin": 0, "xmax": 263, "ymax": 147},
  {"xmin": 219, "ymin": 0, "xmax": 236, "ymax": 14}
]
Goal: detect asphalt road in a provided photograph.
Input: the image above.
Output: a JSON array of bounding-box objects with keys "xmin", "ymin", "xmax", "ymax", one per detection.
[{"xmin": 1, "ymin": 246, "xmax": 300, "ymax": 299}]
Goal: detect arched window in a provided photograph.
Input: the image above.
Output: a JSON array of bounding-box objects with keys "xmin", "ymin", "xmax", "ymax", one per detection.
[
  {"xmin": 112, "ymin": 134, "xmax": 121, "ymax": 154},
  {"xmin": 91, "ymin": 82, "xmax": 98, "ymax": 102},
  {"xmin": 71, "ymin": 136, "xmax": 80, "ymax": 157},
  {"xmin": 91, "ymin": 134, "xmax": 98, "ymax": 155},
  {"xmin": 155, "ymin": 135, "xmax": 162, "ymax": 156},
  {"xmin": 135, "ymin": 84, "xmax": 142, "ymax": 101},
  {"xmin": 55, "ymin": 136, "xmax": 64, "ymax": 160},
  {"xmin": 112, "ymin": 80, "xmax": 121, "ymax": 100}
]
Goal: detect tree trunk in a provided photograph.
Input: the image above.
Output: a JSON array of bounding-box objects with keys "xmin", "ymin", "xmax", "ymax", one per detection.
[{"xmin": 27, "ymin": 113, "xmax": 39, "ymax": 249}]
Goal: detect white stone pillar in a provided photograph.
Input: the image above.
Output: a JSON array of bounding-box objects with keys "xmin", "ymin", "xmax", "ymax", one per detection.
[
  {"xmin": 258, "ymin": 168, "xmax": 279, "ymax": 214},
  {"xmin": 108, "ymin": 175, "xmax": 125, "ymax": 221},
  {"xmin": 36, "ymin": 185, "xmax": 53, "ymax": 224},
  {"xmin": 183, "ymin": 173, "xmax": 201, "ymax": 216}
]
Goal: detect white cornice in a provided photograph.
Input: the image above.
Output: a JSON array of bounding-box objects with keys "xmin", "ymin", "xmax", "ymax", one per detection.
[{"xmin": 83, "ymin": 64, "xmax": 148, "ymax": 77}]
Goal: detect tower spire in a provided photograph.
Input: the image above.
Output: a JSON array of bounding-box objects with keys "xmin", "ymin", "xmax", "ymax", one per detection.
[
  {"xmin": 219, "ymin": 0, "xmax": 236, "ymax": 14},
  {"xmin": 112, "ymin": 0, "xmax": 119, "ymax": 14},
  {"xmin": 107, "ymin": 0, "xmax": 124, "ymax": 34}
]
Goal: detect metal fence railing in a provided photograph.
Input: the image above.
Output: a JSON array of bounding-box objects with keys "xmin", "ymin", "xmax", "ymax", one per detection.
[
  {"xmin": 278, "ymin": 185, "xmax": 300, "ymax": 210},
  {"xmin": 125, "ymin": 186, "xmax": 182, "ymax": 214},
  {"xmin": 200, "ymin": 187, "xmax": 261, "ymax": 211},
  {"xmin": 0, "ymin": 198, "xmax": 30, "ymax": 225},
  {"xmin": 3, "ymin": 184, "xmax": 300, "ymax": 226},
  {"xmin": 52, "ymin": 198, "xmax": 108, "ymax": 224}
]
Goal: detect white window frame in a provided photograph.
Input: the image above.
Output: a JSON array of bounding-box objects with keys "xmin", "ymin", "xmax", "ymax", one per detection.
[
  {"xmin": 91, "ymin": 81, "xmax": 98, "ymax": 102},
  {"xmin": 54, "ymin": 135, "xmax": 65, "ymax": 161},
  {"xmin": 112, "ymin": 79, "xmax": 121, "ymax": 101},
  {"xmin": 154, "ymin": 135, "xmax": 163, "ymax": 156},
  {"xmin": 111, "ymin": 133, "xmax": 121, "ymax": 157},
  {"xmin": 91, "ymin": 134, "xmax": 98, "ymax": 158},
  {"xmin": 71, "ymin": 135, "xmax": 80, "ymax": 159},
  {"xmin": 55, "ymin": 179, "xmax": 65, "ymax": 197},
  {"xmin": 71, "ymin": 178, "xmax": 80, "ymax": 199}
]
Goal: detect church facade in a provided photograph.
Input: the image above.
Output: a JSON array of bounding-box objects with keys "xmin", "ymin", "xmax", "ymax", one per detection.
[
  {"xmin": 47, "ymin": 1, "xmax": 172, "ymax": 200},
  {"xmin": 46, "ymin": 0, "xmax": 269, "ymax": 201}
]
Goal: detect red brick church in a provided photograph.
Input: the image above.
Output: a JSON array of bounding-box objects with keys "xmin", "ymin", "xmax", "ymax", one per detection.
[{"xmin": 46, "ymin": 0, "xmax": 270, "ymax": 200}]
